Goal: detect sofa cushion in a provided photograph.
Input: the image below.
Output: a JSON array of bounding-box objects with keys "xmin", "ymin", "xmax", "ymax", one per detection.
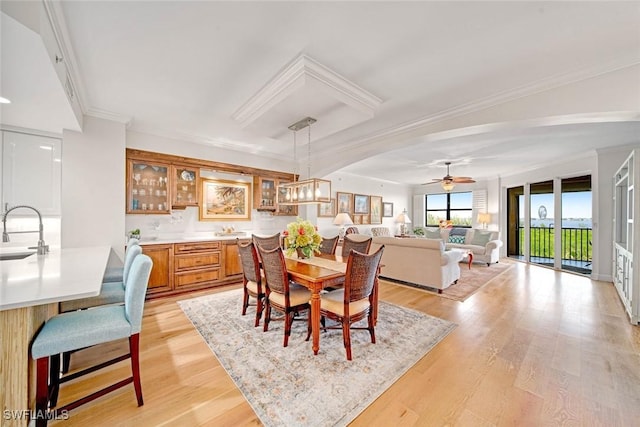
[
  {"xmin": 448, "ymin": 235, "xmax": 465, "ymax": 244},
  {"xmin": 425, "ymin": 228, "xmax": 442, "ymax": 239},
  {"xmin": 470, "ymin": 231, "xmax": 492, "ymax": 246}
]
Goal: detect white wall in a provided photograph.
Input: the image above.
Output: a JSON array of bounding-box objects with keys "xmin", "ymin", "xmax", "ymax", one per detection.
[{"xmin": 62, "ymin": 116, "xmax": 126, "ymax": 263}]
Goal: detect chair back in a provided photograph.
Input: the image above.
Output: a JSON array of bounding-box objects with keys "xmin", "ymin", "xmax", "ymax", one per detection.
[
  {"xmin": 237, "ymin": 239, "xmax": 261, "ymax": 285},
  {"xmin": 252, "ymin": 233, "xmax": 281, "ymax": 251},
  {"xmin": 256, "ymin": 246, "xmax": 289, "ymax": 295},
  {"xmin": 319, "ymin": 235, "xmax": 339, "ymax": 255},
  {"xmin": 341, "ymin": 235, "xmax": 372, "ymax": 257},
  {"xmin": 123, "ymin": 244, "xmax": 143, "ymax": 285},
  {"xmin": 344, "ymin": 245, "xmax": 385, "ymax": 303},
  {"xmin": 124, "ymin": 254, "xmax": 153, "ymax": 334}
]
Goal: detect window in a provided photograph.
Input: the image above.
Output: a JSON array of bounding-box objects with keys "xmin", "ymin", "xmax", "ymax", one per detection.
[{"xmin": 425, "ymin": 192, "xmax": 472, "ymax": 227}]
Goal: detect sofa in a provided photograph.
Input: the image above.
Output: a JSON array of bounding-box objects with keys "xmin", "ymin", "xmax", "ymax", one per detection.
[
  {"xmin": 370, "ymin": 236, "xmax": 464, "ymax": 292},
  {"xmin": 423, "ymin": 227, "xmax": 502, "ymax": 266}
]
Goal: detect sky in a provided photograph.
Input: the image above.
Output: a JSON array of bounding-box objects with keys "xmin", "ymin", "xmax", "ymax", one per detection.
[{"xmin": 521, "ymin": 191, "xmax": 592, "ymax": 219}]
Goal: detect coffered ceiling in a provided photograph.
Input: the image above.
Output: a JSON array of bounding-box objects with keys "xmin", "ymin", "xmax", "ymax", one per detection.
[{"xmin": 2, "ymin": 1, "xmax": 639, "ymax": 185}]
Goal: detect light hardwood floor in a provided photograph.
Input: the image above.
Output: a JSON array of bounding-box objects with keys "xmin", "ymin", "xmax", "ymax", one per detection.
[{"xmin": 50, "ymin": 260, "xmax": 640, "ymax": 426}]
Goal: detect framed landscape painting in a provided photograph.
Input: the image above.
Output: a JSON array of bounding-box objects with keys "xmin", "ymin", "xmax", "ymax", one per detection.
[
  {"xmin": 354, "ymin": 194, "xmax": 370, "ymax": 214},
  {"xmin": 318, "ymin": 198, "xmax": 336, "ymax": 217},
  {"xmin": 200, "ymin": 178, "xmax": 251, "ymax": 220},
  {"xmin": 336, "ymin": 192, "xmax": 354, "ymax": 214},
  {"xmin": 383, "ymin": 202, "xmax": 394, "ymax": 217},
  {"xmin": 370, "ymin": 196, "xmax": 382, "ymax": 224}
]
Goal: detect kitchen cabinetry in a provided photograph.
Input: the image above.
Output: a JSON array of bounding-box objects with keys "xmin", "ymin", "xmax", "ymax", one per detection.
[
  {"xmin": 613, "ymin": 149, "xmax": 639, "ymax": 324},
  {"xmin": 141, "ymin": 244, "xmax": 174, "ymax": 295},
  {"xmin": 174, "ymin": 241, "xmax": 221, "ymax": 290},
  {"xmin": 127, "ymin": 158, "xmax": 171, "ymax": 214},
  {"xmin": 253, "ymin": 176, "xmax": 297, "ymax": 216},
  {"xmin": 172, "ymin": 165, "xmax": 199, "ymax": 208},
  {"xmin": 223, "ymin": 239, "xmax": 250, "ymax": 278},
  {"xmin": 1, "ymin": 130, "xmax": 62, "ymax": 215}
]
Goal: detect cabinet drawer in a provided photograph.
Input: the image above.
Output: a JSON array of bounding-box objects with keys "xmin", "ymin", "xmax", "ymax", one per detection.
[
  {"xmin": 175, "ymin": 269, "xmax": 220, "ymax": 287},
  {"xmin": 175, "ymin": 252, "xmax": 220, "ymax": 271},
  {"xmin": 174, "ymin": 241, "xmax": 220, "ymax": 253}
]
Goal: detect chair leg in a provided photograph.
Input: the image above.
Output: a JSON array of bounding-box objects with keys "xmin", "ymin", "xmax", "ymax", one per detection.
[
  {"xmin": 35, "ymin": 357, "xmax": 49, "ymax": 427},
  {"xmin": 49, "ymin": 353, "xmax": 61, "ymax": 408},
  {"xmin": 368, "ymin": 312, "xmax": 376, "ymax": 344},
  {"xmin": 242, "ymin": 287, "xmax": 249, "ymax": 315},
  {"xmin": 342, "ymin": 322, "xmax": 352, "ymax": 361},
  {"xmin": 283, "ymin": 312, "xmax": 293, "ymax": 347},
  {"xmin": 254, "ymin": 296, "xmax": 263, "ymax": 327},
  {"xmin": 61, "ymin": 351, "xmax": 71, "ymax": 374},
  {"xmin": 129, "ymin": 334, "xmax": 144, "ymax": 406},
  {"xmin": 263, "ymin": 303, "xmax": 271, "ymax": 332},
  {"xmin": 305, "ymin": 310, "xmax": 312, "ymax": 341}
]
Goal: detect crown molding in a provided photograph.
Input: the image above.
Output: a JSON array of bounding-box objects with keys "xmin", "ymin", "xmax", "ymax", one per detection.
[
  {"xmin": 85, "ymin": 108, "xmax": 133, "ymax": 127},
  {"xmin": 232, "ymin": 54, "xmax": 382, "ymax": 128}
]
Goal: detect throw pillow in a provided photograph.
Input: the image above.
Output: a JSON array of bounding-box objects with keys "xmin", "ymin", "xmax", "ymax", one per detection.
[
  {"xmin": 425, "ymin": 229, "xmax": 442, "ymax": 239},
  {"xmin": 448, "ymin": 235, "xmax": 465, "ymax": 244},
  {"xmin": 471, "ymin": 232, "xmax": 492, "ymax": 246},
  {"xmin": 449, "ymin": 228, "xmax": 467, "ymax": 236}
]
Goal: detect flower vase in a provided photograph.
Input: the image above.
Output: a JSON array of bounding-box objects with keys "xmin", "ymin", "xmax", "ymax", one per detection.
[{"xmin": 296, "ymin": 248, "xmax": 312, "ymax": 259}]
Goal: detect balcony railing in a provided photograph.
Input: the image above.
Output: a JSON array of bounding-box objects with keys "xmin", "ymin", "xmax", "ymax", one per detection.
[{"xmin": 515, "ymin": 226, "xmax": 592, "ymax": 272}]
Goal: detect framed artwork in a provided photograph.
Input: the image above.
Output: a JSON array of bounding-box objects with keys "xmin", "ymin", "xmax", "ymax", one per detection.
[
  {"xmin": 362, "ymin": 215, "xmax": 370, "ymax": 224},
  {"xmin": 200, "ymin": 178, "xmax": 251, "ymax": 220},
  {"xmin": 352, "ymin": 214, "xmax": 362, "ymax": 225},
  {"xmin": 383, "ymin": 202, "xmax": 394, "ymax": 217},
  {"xmin": 354, "ymin": 194, "xmax": 370, "ymax": 214},
  {"xmin": 336, "ymin": 192, "xmax": 354, "ymax": 214},
  {"xmin": 370, "ymin": 196, "xmax": 382, "ymax": 224},
  {"xmin": 318, "ymin": 198, "xmax": 336, "ymax": 218}
]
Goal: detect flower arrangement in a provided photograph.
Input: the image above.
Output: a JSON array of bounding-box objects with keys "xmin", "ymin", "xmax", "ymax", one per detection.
[
  {"xmin": 439, "ymin": 219, "xmax": 453, "ymax": 229},
  {"xmin": 283, "ymin": 217, "xmax": 322, "ymax": 258}
]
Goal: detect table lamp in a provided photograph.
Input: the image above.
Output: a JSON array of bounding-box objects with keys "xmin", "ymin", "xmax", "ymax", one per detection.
[
  {"xmin": 395, "ymin": 209, "xmax": 411, "ymax": 236},
  {"xmin": 477, "ymin": 212, "xmax": 491, "ymax": 229},
  {"xmin": 333, "ymin": 212, "xmax": 353, "ymax": 238}
]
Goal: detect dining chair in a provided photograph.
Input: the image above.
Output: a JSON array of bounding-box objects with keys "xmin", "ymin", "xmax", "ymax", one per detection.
[
  {"xmin": 341, "ymin": 234, "xmax": 372, "ymax": 257},
  {"xmin": 31, "ymin": 254, "xmax": 153, "ymax": 426},
  {"xmin": 319, "ymin": 235, "xmax": 339, "ymax": 255},
  {"xmin": 102, "ymin": 238, "xmax": 140, "ymax": 283},
  {"xmin": 257, "ymin": 245, "xmax": 312, "ymax": 347},
  {"xmin": 319, "ymin": 245, "xmax": 385, "ymax": 360},
  {"xmin": 252, "ymin": 233, "xmax": 282, "ymax": 251},
  {"xmin": 237, "ymin": 239, "xmax": 266, "ymax": 327}
]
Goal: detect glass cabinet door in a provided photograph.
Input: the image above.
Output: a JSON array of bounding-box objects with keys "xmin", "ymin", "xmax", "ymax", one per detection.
[
  {"xmin": 127, "ymin": 160, "xmax": 170, "ymax": 214},
  {"xmin": 253, "ymin": 177, "xmax": 276, "ymax": 210},
  {"xmin": 172, "ymin": 165, "xmax": 199, "ymax": 208}
]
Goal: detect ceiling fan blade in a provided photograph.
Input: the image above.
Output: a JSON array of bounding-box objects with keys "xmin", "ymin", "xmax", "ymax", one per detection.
[
  {"xmin": 451, "ymin": 177, "xmax": 476, "ymax": 183},
  {"xmin": 420, "ymin": 180, "xmax": 443, "ymax": 185}
]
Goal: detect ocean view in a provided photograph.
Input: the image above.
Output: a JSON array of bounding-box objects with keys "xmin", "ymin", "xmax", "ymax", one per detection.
[{"xmin": 522, "ymin": 218, "xmax": 593, "ymax": 228}]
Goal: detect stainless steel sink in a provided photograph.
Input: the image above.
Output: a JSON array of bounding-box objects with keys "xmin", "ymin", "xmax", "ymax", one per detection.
[{"xmin": 0, "ymin": 252, "xmax": 36, "ymax": 261}]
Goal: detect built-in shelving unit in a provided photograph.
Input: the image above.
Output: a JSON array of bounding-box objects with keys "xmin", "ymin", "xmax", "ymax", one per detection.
[{"xmin": 613, "ymin": 149, "xmax": 639, "ymax": 324}]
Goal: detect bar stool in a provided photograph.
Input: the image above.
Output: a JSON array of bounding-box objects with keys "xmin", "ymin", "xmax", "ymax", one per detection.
[
  {"xmin": 102, "ymin": 238, "xmax": 140, "ymax": 283},
  {"xmin": 31, "ymin": 254, "xmax": 153, "ymax": 426}
]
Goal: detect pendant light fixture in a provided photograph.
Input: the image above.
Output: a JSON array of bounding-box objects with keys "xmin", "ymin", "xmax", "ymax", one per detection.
[{"xmin": 277, "ymin": 117, "xmax": 331, "ymax": 205}]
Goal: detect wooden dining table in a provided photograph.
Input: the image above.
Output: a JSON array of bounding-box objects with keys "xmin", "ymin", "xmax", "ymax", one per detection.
[{"xmin": 284, "ymin": 253, "xmax": 380, "ymax": 355}]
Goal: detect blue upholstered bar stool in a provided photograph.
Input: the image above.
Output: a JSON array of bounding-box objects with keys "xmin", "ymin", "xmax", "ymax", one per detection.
[
  {"xmin": 31, "ymin": 254, "xmax": 153, "ymax": 427},
  {"xmin": 101, "ymin": 238, "xmax": 140, "ymax": 283}
]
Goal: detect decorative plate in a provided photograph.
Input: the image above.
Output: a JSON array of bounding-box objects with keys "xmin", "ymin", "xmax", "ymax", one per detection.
[{"xmin": 181, "ymin": 170, "xmax": 195, "ymax": 181}]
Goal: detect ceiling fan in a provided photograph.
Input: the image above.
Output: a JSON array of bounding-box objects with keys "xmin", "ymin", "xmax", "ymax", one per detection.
[{"xmin": 422, "ymin": 162, "xmax": 476, "ymax": 191}]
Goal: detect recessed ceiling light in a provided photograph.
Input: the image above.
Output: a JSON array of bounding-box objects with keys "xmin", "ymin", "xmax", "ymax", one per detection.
[{"xmin": 0, "ymin": 97, "xmax": 11, "ymax": 104}]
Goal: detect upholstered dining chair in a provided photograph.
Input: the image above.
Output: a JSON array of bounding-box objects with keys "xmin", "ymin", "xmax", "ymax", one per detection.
[
  {"xmin": 237, "ymin": 239, "xmax": 265, "ymax": 327},
  {"xmin": 31, "ymin": 254, "xmax": 153, "ymax": 426},
  {"xmin": 252, "ymin": 233, "xmax": 282, "ymax": 251},
  {"xmin": 318, "ymin": 245, "xmax": 385, "ymax": 360},
  {"xmin": 319, "ymin": 235, "xmax": 339, "ymax": 255},
  {"xmin": 257, "ymin": 245, "xmax": 312, "ymax": 347},
  {"xmin": 102, "ymin": 238, "xmax": 140, "ymax": 283},
  {"xmin": 341, "ymin": 234, "xmax": 372, "ymax": 257}
]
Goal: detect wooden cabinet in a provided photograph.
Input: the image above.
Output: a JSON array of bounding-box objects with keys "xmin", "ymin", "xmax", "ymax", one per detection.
[
  {"xmin": 172, "ymin": 165, "xmax": 199, "ymax": 208},
  {"xmin": 174, "ymin": 241, "xmax": 221, "ymax": 290},
  {"xmin": 127, "ymin": 158, "xmax": 171, "ymax": 214},
  {"xmin": 141, "ymin": 244, "xmax": 174, "ymax": 295},
  {"xmin": 253, "ymin": 176, "xmax": 297, "ymax": 216},
  {"xmin": 223, "ymin": 239, "xmax": 249, "ymax": 279}
]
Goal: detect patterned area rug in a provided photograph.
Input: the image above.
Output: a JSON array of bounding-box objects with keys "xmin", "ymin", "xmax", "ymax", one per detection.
[
  {"xmin": 381, "ymin": 260, "xmax": 513, "ymax": 302},
  {"xmin": 178, "ymin": 288, "xmax": 455, "ymax": 427}
]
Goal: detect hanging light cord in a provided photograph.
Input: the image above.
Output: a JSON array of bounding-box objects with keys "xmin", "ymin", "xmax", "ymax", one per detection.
[{"xmin": 307, "ymin": 119, "xmax": 312, "ymax": 180}]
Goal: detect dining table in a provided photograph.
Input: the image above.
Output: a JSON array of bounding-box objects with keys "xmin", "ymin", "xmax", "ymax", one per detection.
[{"xmin": 284, "ymin": 253, "xmax": 380, "ymax": 355}]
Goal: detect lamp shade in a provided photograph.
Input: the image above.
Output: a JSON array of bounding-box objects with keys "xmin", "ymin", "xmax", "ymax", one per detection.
[
  {"xmin": 441, "ymin": 181, "xmax": 455, "ymax": 192},
  {"xmin": 333, "ymin": 212, "xmax": 354, "ymax": 226},
  {"xmin": 395, "ymin": 209, "xmax": 411, "ymax": 224},
  {"xmin": 477, "ymin": 213, "xmax": 491, "ymax": 224}
]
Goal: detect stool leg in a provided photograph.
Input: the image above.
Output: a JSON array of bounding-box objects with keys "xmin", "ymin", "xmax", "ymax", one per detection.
[
  {"xmin": 35, "ymin": 357, "xmax": 49, "ymax": 427},
  {"xmin": 49, "ymin": 354, "xmax": 61, "ymax": 407},
  {"xmin": 129, "ymin": 334, "xmax": 144, "ymax": 406},
  {"xmin": 62, "ymin": 351, "xmax": 71, "ymax": 374}
]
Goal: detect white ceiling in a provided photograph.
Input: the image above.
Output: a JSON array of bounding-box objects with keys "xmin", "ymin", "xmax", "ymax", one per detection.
[{"xmin": 2, "ymin": 1, "xmax": 640, "ymax": 184}]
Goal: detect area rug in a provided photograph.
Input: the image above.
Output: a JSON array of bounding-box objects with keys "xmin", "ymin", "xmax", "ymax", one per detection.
[
  {"xmin": 381, "ymin": 260, "xmax": 513, "ymax": 302},
  {"xmin": 178, "ymin": 288, "xmax": 456, "ymax": 427}
]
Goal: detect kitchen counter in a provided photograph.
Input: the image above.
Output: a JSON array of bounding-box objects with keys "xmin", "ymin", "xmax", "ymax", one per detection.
[
  {"xmin": 137, "ymin": 232, "xmax": 252, "ymax": 245},
  {"xmin": 0, "ymin": 246, "xmax": 111, "ymax": 311}
]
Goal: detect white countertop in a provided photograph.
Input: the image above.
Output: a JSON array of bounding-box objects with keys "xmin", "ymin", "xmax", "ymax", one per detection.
[
  {"xmin": 0, "ymin": 246, "xmax": 111, "ymax": 311},
  {"xmin": 138, "ymin": 232, "xmax": 252, "ymax": 245}
]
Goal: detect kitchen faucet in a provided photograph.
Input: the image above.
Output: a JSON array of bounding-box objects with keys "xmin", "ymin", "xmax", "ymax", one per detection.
[{"xmin": 2, "ymin": 205, "xmax": 49, "ymax": 255}]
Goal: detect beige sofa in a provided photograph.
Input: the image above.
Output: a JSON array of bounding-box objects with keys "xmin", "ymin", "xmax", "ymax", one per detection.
[
  {"xmin": 370, "ymin": 236, "xmax": 463, "ymax": 292},
  {"xmin": 424, "ymin": 227, "xmax": 502, "ymax": 266}
]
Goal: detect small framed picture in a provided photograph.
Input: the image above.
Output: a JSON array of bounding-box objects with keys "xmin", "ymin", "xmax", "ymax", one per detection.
[
  {"xmin": 354, "ymin": 194, "xmax": 370, "ymax": 214},
  {"xmin": 383, "ymin": 202, "xmax": 394, "ymax": 217},
  {"xmin": 336, "ymin": 192, "xmax": 354, "ymax": 214},
  {"xmin": 370, "ymin": 196, "xmax": 382, "ymax": 224},
  {"xmin": 353, "ymin": 214, "xmax": 362, "ymax": 225},
  {"xmin": 317, "ymin": 198, "xmax": 336, "ymax": 217}
]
